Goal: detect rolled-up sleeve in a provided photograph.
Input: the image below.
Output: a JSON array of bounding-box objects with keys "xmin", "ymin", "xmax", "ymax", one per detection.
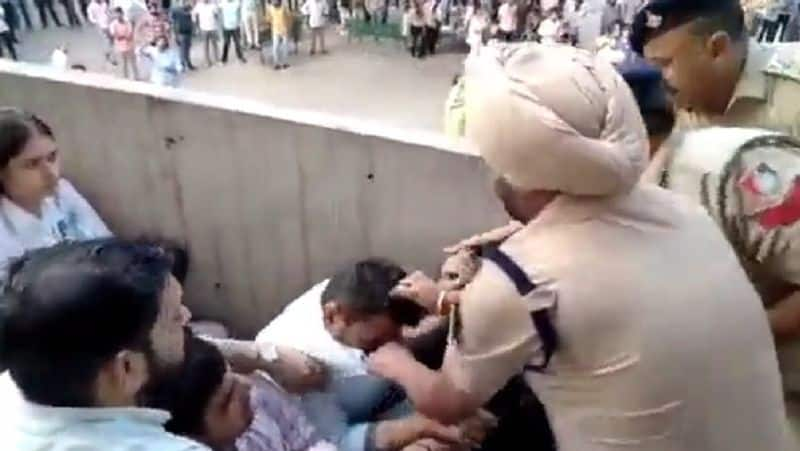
[{"xmin": 441, "ymin": 261, "xmax": 556, "ymax": 406}]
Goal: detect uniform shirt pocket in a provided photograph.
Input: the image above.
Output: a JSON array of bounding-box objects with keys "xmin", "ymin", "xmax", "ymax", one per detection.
[{"xmin": 579, "ymin": 400, "xmax": 685, "ymax": 446}]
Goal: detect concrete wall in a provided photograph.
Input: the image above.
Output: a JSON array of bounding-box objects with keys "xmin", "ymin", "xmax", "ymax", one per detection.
[{"xmin": 0, "ymin": 62, "xmax": 505, "ymax": 337}]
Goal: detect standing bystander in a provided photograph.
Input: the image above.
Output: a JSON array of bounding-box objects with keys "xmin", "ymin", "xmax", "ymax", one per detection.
[
  {"xmin": 0, "ymin": 0, "xmax": 18, "ymax": 42},
  {"xmin": 0, "ymin": 5, "xmax": 16, "ymax": 60},
  {"xmin": 266, "ymin": 0, "xmax": 291, "ymax": 69},
  {"xmin": 109, "ymin": 6, "xmax": 139, "ymax": 78},
  {"xmin": 241, "ymin": 0, "xmax": 259, "ymax": 49},
  {"xmin": 220, "ymin": 0, "xmax": 246, "ymax": 63},
  {"xmin": 171, "ymin": 1, "xmax": 196, "ymax": 69},
  {"xmin": 140, "ymin": 35, "xmax": 184, "ymax": 86},
  {"xmin": 87, "ymin": 0, "xmax": 114, "ymax": 64},
  {"xmin": 34, "ymin": 0, "xmax": 61, "ymax": 27},
  {"xmin": 497, "ymin": 0, "xmax": 517, "ymax": 41},
  {"xmin": 302, "ymin": 0, "xmax": 327, "ymax": 55},
  {"xmin": 192, "ymin": 0, "xmax": 220, "ymax": 66},
  {"xmin": 421, "ymin": 0, "xmax": 438, "ymax": 55},
  {"xmin": 407, "ymin": 0, "xmax": 424, "ymax": 57},
  {"xmin": 242, "ymin": 0, "xmax": 262, "ymax": 50},
  {"xmin": 14, "ymin": 0, "xmax": 32, "ymax": 30},
  {"xmin": 58, "ymin": 0, "xmax": 82, "ymax": 26}
]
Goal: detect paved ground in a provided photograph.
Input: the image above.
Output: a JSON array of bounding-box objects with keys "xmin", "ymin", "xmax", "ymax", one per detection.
[{"xmin": 11, "ymin": 25, "xmax": 465, "ymax": 132}]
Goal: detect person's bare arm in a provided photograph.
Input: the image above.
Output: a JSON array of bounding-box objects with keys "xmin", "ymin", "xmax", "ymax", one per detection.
[
  {"xmin": 369, "ymin": 414, "xmax": 463, "ymax": 451},
  {"xmin": 202, "ymin": 337, "xmax": 327, "ymax": 393},
  {"xmin": 769, "ymin": 290, "xmax": 800, "ymax": 344},
  {"xmin": 369, "ymin": 344, "xmax": 482, "ymax": 425}
]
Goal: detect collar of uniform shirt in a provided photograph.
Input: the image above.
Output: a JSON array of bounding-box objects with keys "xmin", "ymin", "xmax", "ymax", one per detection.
[{"xmin": 726, "ymin": 40, "xmax": 773, "ymax": 111}]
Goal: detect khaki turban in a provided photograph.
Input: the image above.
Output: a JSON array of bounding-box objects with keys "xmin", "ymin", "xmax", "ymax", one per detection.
[{"xmin": 463, "ymin": 44, "xmax": 649, "ymax": 196}]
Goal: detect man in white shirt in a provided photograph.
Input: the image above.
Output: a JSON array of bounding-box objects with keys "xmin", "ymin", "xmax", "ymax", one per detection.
[
  {"xmin": 0, "ymin": 5, "xmax": 16, "ymax": 60},
  {"xmin": 301, "ymin": 0, "xmax": 328, "ymax": 55},
  {"xmin": 256, "ymin": 259, "xmax": 467, "ymax": 451},
  {"xmin": 192, "ymin": 0, "xmax": 220, "ymax": 66},
  {"xmin": 0, "ymin": 239, "xmax": 203, "ymax": 451},
  {"xmin": 497, "ymin": 0, "xmax": 517, "ymax": 41}
]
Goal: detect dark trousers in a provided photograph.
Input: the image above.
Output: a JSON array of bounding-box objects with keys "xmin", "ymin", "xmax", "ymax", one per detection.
[
  {"xmin": 176, "ymin": 32, "xmax": 194, "ymax": 69},
  {"xmin": 1, "ymin": 3, "xmax": 18, "ymax": 40},
  {"xmin": 0, "ymin": 30, "xmax": 17, "ymax": 59},
  {"xmin": 498, "ymin": 29, "xmax": 513, "ymax": 42},
  {"xmin": 409, "ymin": 25, "xmax": 423, "ymax": 57},
  {"xmin": 35, "ymin": 0, "xmax": 61, "ymax": 27},
  {"xmin": 15, "ymin": 0, "xmax": 33, "ymax": 29},
  {"xmin": 423, "ymin": 23, "xmax": 439, "ymax": 55},
  {"xmin": 758, "ymin": 14, "xmax": 790, "ymax": 42},
  {"xmin": 406, "ymin": 321, "xmax": 557, "ymax": 451},
  {"xmin": 76, "ymin": 0, "xmax": 88, "ymax": 20},
  {"xmin": 58, "ymin": 0, "xmax": 80, "ymax": 26},
  {"xmin": 221, "ymin": 28, "xmax": 245, "ymax": 62},
  {"xmin": 776, "ymin": 13, "xmax": 791, "ymax": 41}
]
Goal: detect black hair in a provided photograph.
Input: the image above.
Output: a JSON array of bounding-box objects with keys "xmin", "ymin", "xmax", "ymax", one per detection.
[
  {"xmin": 688, "ymin": 5, "xmax": 745, "ymax": 43},
  {"xmin": 642, "ymin": 109, "xmax": 676, "ymax": 139},
  {"xmin": 322, "ymin": 258, "xmax": 426, "ymax": 327},
  {"xmin": 136, "ymin": 237, "xmax": 190, "ymax": 284},
  {"xmin": 0, "ymin": 108, "xmax": 54, "ymax": 172},
  {"xmin": 0, "ymin": 238, "xmax": 174, "ymax": 407},
  {"xmin": 150, "ymin": 331, "xmax": 226, "ymax": 438}
]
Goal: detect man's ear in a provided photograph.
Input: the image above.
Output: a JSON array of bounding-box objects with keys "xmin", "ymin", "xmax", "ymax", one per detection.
[
  {"xmin": 322, "ymin": 301, "xmax": 341, "ymax": 326},
  {"xmin": 706, "ymin": 31, "xmax": 731, "ymax": 60},
  {"xmin": 112, "ymin": 350, "xmax": 149, "ymax": 395},
  {"xmin": 96, "ymin": 350, "xmax": 149, "ymax": 406}
]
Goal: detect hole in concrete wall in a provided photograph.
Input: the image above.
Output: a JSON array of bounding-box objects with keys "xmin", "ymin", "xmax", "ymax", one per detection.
[
  {"xmin": 366, "ymin": 173, "xmax": 375, "ymax": 181},
  {"xmin": 214, "ymin": 282, "xmax": 222, "ymax": 289}
]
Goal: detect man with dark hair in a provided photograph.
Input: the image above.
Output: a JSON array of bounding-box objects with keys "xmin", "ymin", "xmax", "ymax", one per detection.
[
  {"xmin": 630, "ymin": 0, "xmax": 800, "ymax": 137},
  {"xmin": 0, "ymin": 239, "xmax": 203, "ymax": 451},
  {"xmin": 616, "ymin": 57, "xmax": 676, "ymax": 156},
  {"xmin": 151, "ymin": 333, "xmax": 336, "ymax": 451},
  {"xmin": 256, "ymin": 259, "xmax": 484, "ymax": 451}
]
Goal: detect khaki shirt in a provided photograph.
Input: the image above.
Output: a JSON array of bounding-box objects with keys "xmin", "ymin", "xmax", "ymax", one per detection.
[
  {"xmin": 678, "ymin": 40, "xmax": 800, "ymax": 138},
  {"xmin": 644, "ymin": 127, "xmax": 800, "ymax": 395},
  {"xmin": 442, "ymin": 186, "xmax": 790, "ymax": 450}
]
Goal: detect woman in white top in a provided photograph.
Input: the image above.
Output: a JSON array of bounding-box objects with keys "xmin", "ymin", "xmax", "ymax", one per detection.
[
  {"xmin": 536, "ymin": 9, "xmax": 561, "ymax": 44},
  {"xmin": 464, "ymin": 0, "xmax": 487, "ymax": 59},
  {"xmin": 0, "ymin": 108, "xmax": 111, "ymax": 283}
]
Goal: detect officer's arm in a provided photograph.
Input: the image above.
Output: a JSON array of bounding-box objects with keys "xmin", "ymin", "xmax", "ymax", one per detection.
[{"xmin": 381, "ymin": 265, "xmax": 541, "ymax": 424}]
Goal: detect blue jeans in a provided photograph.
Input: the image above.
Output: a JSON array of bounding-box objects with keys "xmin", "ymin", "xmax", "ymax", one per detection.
[
  {"xmin": 272, "ymin": 34, "xmax": 288, "ymax": 65},
  {"xmin": 302, "ymin": 375, "xmax": 410, "ymax": 451}
]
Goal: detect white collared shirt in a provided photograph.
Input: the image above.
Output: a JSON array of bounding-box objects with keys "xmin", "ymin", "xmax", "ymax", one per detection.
[
  {"xmin": 0, "ymin": 372, "xmax": 208, "ymax": 451},
  {"xmin": 0, "ymin": 178, "xmax": 112, "ymax": 284},
  {"xmin": 256, "ymin": 279, "xmax": 368, "ymax": 381},
  {"xmin": 255, "ymin": 280, "xmax": 372, "ymax": 444}
]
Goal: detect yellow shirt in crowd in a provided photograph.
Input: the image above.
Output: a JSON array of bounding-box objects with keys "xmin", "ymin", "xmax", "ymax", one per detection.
[{"xmin": 266, "ymin": 5, "xmax": 291, "ymax": 37}]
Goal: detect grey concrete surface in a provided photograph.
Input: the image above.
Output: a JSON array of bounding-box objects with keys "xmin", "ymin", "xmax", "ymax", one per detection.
[{"xmin": 0, "ymin": 62, "xmax": 505, "ymax": 336}]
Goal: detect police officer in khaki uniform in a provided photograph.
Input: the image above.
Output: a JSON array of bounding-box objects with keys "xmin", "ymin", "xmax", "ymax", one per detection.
[
  {"xmin": 630, "ymin": 0, "xmax": 800, "ymax": 137},
  {"xmin": 618, "ymin": 62, "xmax": 800, "ymax": 442},
  {"xmin": 367, "ymin": 43, "xmax": 791, "ymax": 451}
]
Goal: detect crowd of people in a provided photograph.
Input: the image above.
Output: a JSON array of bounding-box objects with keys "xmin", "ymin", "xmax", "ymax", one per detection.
[
  {"xmin": 6, "ymin": 0, "xmax": 800, "ymax": 451},
  {"xmin": 0, "ymin": 0, "xmax": 337, "ymax": 82}
]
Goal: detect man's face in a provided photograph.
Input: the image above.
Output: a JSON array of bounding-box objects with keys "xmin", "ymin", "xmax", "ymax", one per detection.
[
  {"xmin": 644, "ymin": 24, "xmax": 717, "ymax": 112},
  {"xmin": 324, "ymin": 303, "xmax": 402, "ymax": 353},
  {"xmin": 201, "ymin": 371, "xmax": 254, "ymax": 449}
]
